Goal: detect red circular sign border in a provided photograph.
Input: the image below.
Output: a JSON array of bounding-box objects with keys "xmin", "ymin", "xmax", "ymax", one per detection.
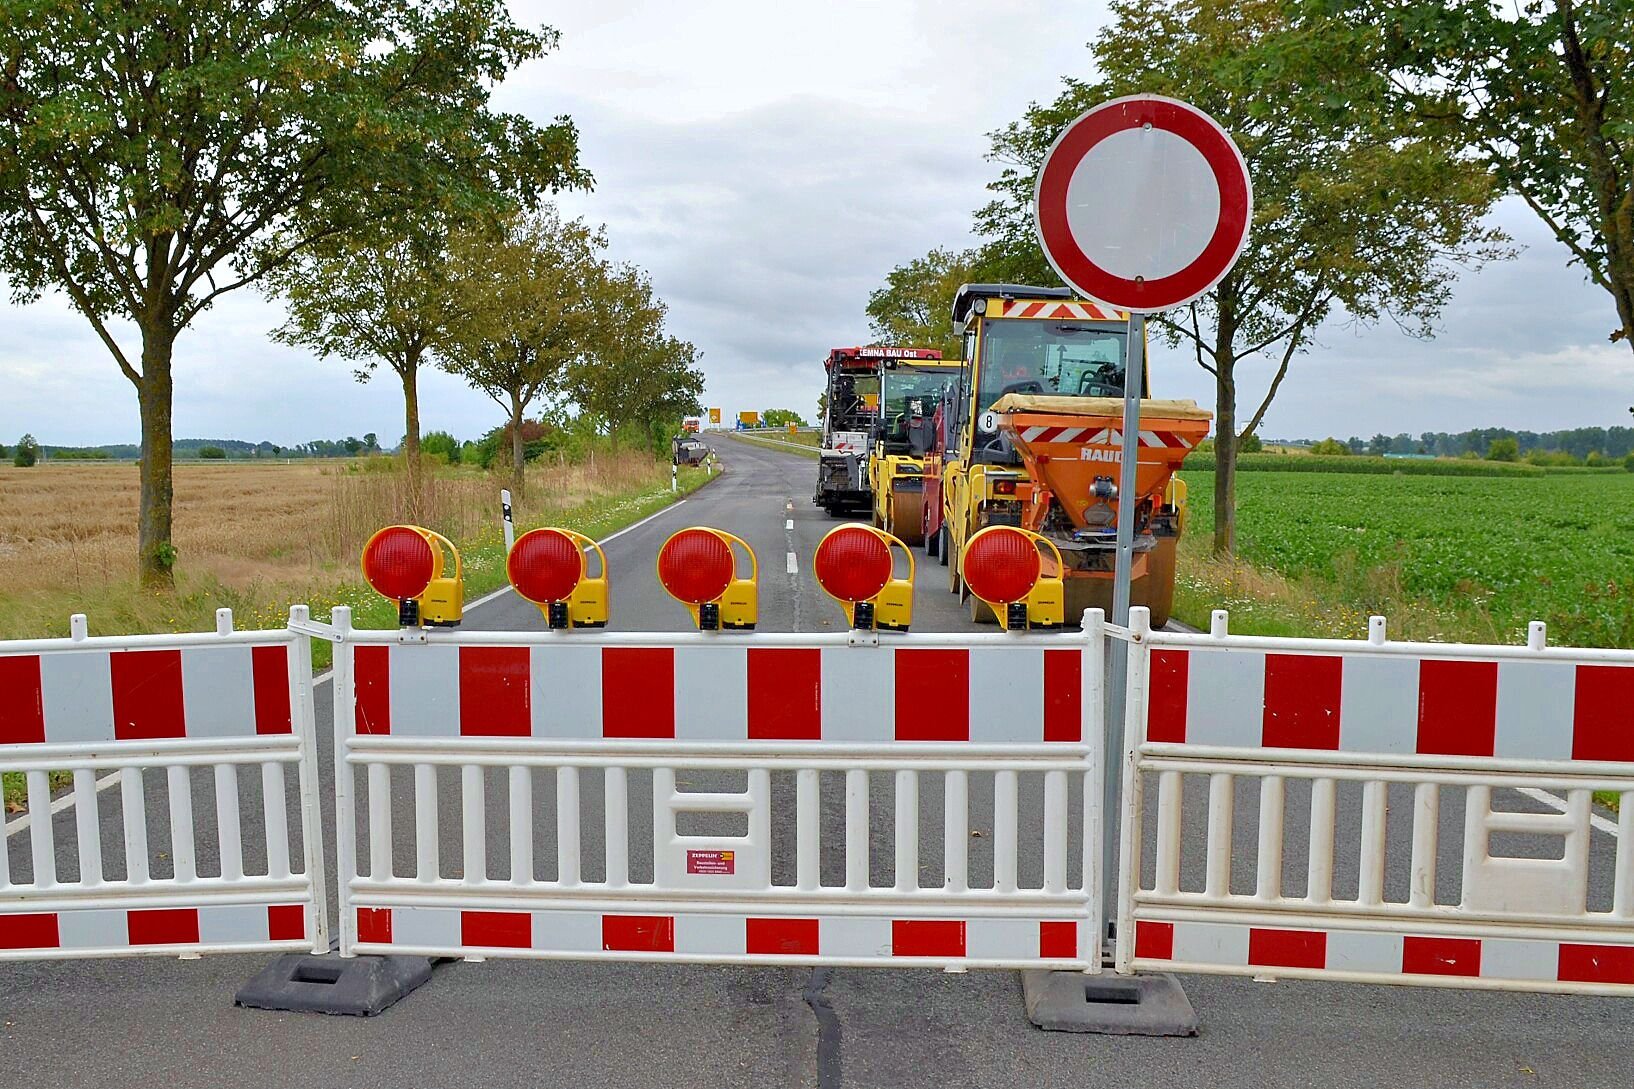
[{"xmin": 1034, "ymin": 95, "xmax": 1251, "ymax": 313}]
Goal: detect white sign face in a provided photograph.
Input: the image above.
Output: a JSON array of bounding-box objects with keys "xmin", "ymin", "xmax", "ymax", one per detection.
[
  {"xmin": 979, "ymin": 410, "xmax": 999, "ymax": 434},
  {"xmin": 1034, "ymin": 95, "xmax": 1252, "ymax": 314}
]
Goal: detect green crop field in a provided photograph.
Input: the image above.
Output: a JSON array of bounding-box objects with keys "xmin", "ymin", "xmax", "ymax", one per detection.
[{"xmin": 1177, "ymin": 470, "xmax": 1634, "ymax": 648}]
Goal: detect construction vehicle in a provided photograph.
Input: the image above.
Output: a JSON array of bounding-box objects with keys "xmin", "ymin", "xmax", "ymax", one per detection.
[
  {"xmin": 866, "ymin": 355, "xmax": 960, "ymax": 543},
  {"xmin": 815, "ymin": 346, "xmax": 942, "ymax": 515},
  {"xmin": 935, "ymin": 284, "xmax": 1212, "ymax": 628}
]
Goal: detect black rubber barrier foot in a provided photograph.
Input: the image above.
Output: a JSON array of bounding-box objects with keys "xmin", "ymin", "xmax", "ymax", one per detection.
[
  {"xmin": 235, "ymin": 953, "xmax": 434, "ymax": 1016},
  {"xmin": 1021, "ymin": 970, "xmax": 1199, "ymax": 1036}
]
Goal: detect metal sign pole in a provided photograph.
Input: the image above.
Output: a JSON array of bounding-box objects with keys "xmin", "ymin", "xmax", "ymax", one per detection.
[{"xmin": 1101, "ymin": 310, "xmax": 1145, "ymax": 942}]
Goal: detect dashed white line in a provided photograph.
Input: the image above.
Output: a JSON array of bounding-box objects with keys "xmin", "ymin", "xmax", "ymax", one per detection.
[
  {"xmin": 786, "ymin": 519, "xmax": 794, "ymax": 531},
  {"xmin": 786, "ymin": 552, "xmax": 798, "ymax": 575}
]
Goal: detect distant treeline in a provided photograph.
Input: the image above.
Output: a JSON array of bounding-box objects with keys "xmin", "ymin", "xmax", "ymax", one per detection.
[
  {"xmin": 39, "ymin": 435, "xmax": 384, "ymax": 460},
  {"xmin": 1339, "ymin": 427, "xmax": 1634, "ymax": 459}
]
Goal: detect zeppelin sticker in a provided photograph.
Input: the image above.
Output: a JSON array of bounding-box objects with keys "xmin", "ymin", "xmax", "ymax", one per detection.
[{"xmin": 687, "ymin": 849, "xmax": 736, "ymax": 875}]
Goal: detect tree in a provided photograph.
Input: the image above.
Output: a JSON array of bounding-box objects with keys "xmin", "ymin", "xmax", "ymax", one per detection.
[
  {"xmin": 1488, "ymin": 436, "xmax": 1520, "ymax": 461},
  {"xmin": 762, "ymin": 409, "xmax": 808, "ymax": 428},
  {"xmin": 439, "ymin": 209, "xmax": 607, "ymax": 494},
  {"xmin": 1351, "ymin": 0, "xmax": 1634, "ymax": 354},
  {"xmin": 363, "ymin": 433, "xmax": 379, "ymax": 451},
  {"xmin": 866, "ymin": 247, "xmax": 983, "ymax": 358},
  {"xmin": 1311, "ymin": 437, "xmax": 1350, "ymax": 454},
  {"xmin": 976, "ymin": 0, "xmax": 1507, "ymax": 553},
  {"xmin": 421, "ymin": 430, "xmax": 460, "ymax": 465},
  {"xmin": 13, "ymin": 434, "xmax": 38, "ymax": 467},
  {"xmin": 197, "ymin": 445, "xmax": 226, "ymax": 460},
  {"xmin": 0, "ymin": 1, "xmax": 587, "ymax": 584}
]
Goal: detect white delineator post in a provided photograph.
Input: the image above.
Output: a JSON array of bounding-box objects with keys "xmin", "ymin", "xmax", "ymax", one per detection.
[{"xmin": 500, "ymin": 489, "xmax": 515, "ymax": 552}]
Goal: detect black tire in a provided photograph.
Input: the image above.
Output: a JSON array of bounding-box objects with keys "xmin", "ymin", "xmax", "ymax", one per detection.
[{"xmin": 937, "ymin": 525, "xmax": 950, "ymax": 567}]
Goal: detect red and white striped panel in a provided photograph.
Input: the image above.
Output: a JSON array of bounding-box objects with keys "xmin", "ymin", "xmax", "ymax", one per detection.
[
  {"xmin": 352, "ymin": 643, "xmax": 1084, "ymax": 743},
  {"xmin": 0, "ymin": 645, "xmax": 294, "ymax": 745},
  {"xmin": 354, "ymin": 907, "xmax": 1087, "ymax": 965},
  {"xmin": 0, "ymin": 904, "xmax": 310, "ymax": 954},
  {"xmin": 1013, "ymin": 426, "xmax": 1194, "ymax": 449},
  {"xmin": 1145, "ymin": 647, "xmax": 1634, "ymax": 761},
  {"xmin": 1000, "ymin": 299, "xmax": 1127, "ymax": 322},
  {"xmin": 1133, "ymin": 920, "xmax": 1634, "ymax": 990}
]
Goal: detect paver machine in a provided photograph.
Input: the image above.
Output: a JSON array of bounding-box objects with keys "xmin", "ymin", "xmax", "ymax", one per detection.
[
  {"xmin": 815, "ymin": 345, "xmax": 942, "ymax": 515},
  {"xmin": 936, "ymin": 284, "xmax": 1212, "ymax": 627},
  {"xmin": 867, "ymin": 355, "xmax": 960, "ymax": 543}
]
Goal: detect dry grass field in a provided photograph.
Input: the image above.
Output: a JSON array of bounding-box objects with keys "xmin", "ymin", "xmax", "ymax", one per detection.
[{"xmin": 0, "ymin": 449, "xmax": 687, "ymax": 640}]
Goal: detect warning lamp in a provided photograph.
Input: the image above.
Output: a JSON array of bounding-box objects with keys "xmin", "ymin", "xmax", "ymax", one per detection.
[
  {"xmin": 507, "ymin": 527, "xmax": 608, "ymax": 630},
  {"xmin": 961, "ymin": 526, "xmax": 1064, "ymax": 631},
  {"xmin": 656, "ymin": 527, "xmax": 758, "ymax": 631},
  {"xmin": 813, "ymin": 524, "xmax": 915, "ymax": 632},
  {"xmin": 361, "ymin": 525, "xmax": 464, "ymax": 628}
]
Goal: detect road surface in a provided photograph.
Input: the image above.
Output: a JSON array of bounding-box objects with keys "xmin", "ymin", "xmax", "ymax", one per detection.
[{"xmin": 3, "ymin": 435, "xmax": 1630, "ymax": 1089}]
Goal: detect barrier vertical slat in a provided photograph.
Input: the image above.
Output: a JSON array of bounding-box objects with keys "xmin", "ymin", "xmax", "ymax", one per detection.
[
  {"xmin": 894, "ymin": 770, "xmax": 919, "ymax": 892},
  {"xmin": 1308, "ymin": 778, "xmax": 1336, "ymax": 904},
  {"xmin": 510, "ymin": 766, "xmax": 534, "ymax": 885},
  {"xmin": 463, "ymin": 765, "xmax": 486, "ymax": 885},
  {"xmin": 215, "ymin": 764, "xmax": 243, "ymax": 882},
  {"xmin": 332, "ymin": 607, "xmax": 358, "ymax": 955},
  {"xmin": 1409, "ymin": 783, "xmax": 1439, "ymax": 909},
  {"xmin": 750, "ymin": 768, "xmax": 771, "ymax": 881},
  {"xmin": 796, "ymin": 768, "xmax": 820, "ymax": 892},
  {"xmin": 1114, "ymin": 607, "xmax": 1152, "ymax": 974},
  {"xmin": 1084, "ymin": 608, "xmax": 1105, "ymax": 969},
  {"xmin": 994, "ymin": 770, "xmax": 1019, "ymax": 894},
  {"xmin": 1204, "ymin": 773, "xmax": 1233, "ymax": 899},
  {"xmin": 1043, "ymin": 769, "xmax": 1068, "ymax": 895},
  {"xmin": 368, "ymin": 764, "xmax": 393, "ymax": 879},
  {"xmin": 414, "ymin": 763, "xmax": 439, "ymax": 882},
  {"xmin": 167, "ymin": 765, "xmax": 197, "ymax": 882},
  {"xmin": 1255, "ymin": 775, "xmax": 1283, "ymax": 901},
  {"xmin": 0, "ymin": 806, "xmax": 8, "ymax": 888},
  {"xmin": 1154, "ymin": 771, "xmax": 1181, "ymax": 896},
  {"xmin": 72, "ymin": 769, "xmax": 103, "ymax": 887},
  {"xmin": 944, "ymin": 769, "xmax": 968, "ymax": 894},
  {"xmin": 121, "ymin": 768, "xmax": 149, "ymax": 885},
  {"xmin": 26, "ymin": 770, "xmax": 54, "ymax": 888},
  {"xmin": 288, "ymin": 608, "xmax": 330, "ymax": 953},
  {"xmin": 262, "ymin": 762, "xmax": 290, "ymax": 880},
  {"xmin": 1617, "ymin": 792, "xmax": 1634, "ymax": 919},
  {"xmin": 1360, "ymin": 779, "xmax": 1388, "ymax": 906},
  {"xmin": 557, "ymin": 767, "xmax": 580, "ymax": 886},
  {"xmin": 605, "ymin": 767, "xmax": 629, "ymax": 888},
  {"xmin": 845, "ymin": 769, "xmax": 869, "ymax": 890}
]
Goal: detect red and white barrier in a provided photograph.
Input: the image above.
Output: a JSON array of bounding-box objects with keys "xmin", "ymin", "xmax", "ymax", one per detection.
[
  {"xmin": 1114, "ymin": 609, "xmax": 1634, "ymax": 997},
  {"xmin": 0, "ymin": 609, "xmax": 328, "ymax": 962},
  {"xmin": 331, "ymin": 610, "xmax": 1103, "ymax": 969}
]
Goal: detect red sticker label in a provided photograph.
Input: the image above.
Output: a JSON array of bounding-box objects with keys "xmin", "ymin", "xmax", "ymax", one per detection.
[{"xmin": 686, "ymin": 849, "xmax": 736, "ymax": 875}]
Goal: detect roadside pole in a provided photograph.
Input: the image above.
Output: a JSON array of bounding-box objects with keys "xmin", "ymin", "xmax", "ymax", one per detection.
[{"xmin": 500, "ymin": 489, "xmax": 515, "ymax": 552}]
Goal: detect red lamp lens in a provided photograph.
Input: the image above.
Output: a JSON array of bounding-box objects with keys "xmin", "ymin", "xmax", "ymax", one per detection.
[
  {"xmin": 508, "ymin": 529, "xmax": 584, "ymax": 604},
  {"xmin": 962, "ymin": 528, "xmax": 1041, "ymax": 604},
  {"xmin": 657, "ymin": 529, "xmax": 736, "ymax": 604},
  {"xmin": 813, "ymin": 526, "xmax": 893, "ymax": 603},
  {"xmin": 362, "ymin": 527, "xmax": 436, "ymax": 601}
]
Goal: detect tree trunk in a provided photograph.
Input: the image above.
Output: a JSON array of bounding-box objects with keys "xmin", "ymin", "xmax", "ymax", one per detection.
[
  {"xmin": 509, "ymin": 389, "xmax": 526, "ymax": 499},
  {"xmin": 398, "ymin": 355, "xmax": 423, "ymax": 521},
  {"xmin": 1212, "ymin": 362, "xmax": 1237, "ymax": 556},
  {"xmin": 136, "ymin": 326, "xmax": 177, "ymax": 587}
]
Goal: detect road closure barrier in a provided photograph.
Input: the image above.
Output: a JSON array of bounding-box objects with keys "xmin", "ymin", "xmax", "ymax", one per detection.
[
  {"xmin": 327, "ymin": 607, "xmax": 1103, "ymax": 968},
  {"xmin": 1112, "ymin": 608, "xmax": 1634, "ymax": 995},
  {"xmin": 0, "ymin": 608, "xmax": 328, "ymax": 961}
]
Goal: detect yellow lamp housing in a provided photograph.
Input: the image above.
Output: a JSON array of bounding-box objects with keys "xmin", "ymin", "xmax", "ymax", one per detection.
[
  {"xmin": 360, "ymin": 524, "xmax": 465, "ymax": 629},
  {"xmin": 506, "ymin": 527, "xmax": 609, "ymax": 629},
  {"xmin": 812, "ymin": 524, "xmax": 915, "ymax": 633},
  {"xmin": 960, "ymin": 526, "xmax": 1064, "ymax": 632},
  {"xmin": 656, "ymin": 527, "xmax": 759, "ymax": 631}
]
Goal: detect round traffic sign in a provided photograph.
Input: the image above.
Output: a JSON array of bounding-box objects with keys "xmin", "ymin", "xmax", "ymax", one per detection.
[{"xmin": 1033, "ymin": 95, "xmax": 1251, "ymax": 313}]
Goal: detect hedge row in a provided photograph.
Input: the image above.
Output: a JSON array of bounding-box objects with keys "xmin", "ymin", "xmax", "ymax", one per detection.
[{"xmin": 1176, "ymin": 453, "xmax": 1560, "ymax": 477}]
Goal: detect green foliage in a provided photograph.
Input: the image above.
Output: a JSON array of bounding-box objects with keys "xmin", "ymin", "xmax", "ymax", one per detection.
[
  {"xmin": 13, "ymin": 434, "xmax": 39, "ymax": 467},
  {"xmin": 421, "ymin": 431, "xmax": 461, "ymax": 465},
  {"xmin": 1487, "ymin": 437, "xmax": 1520, "ymax": 462},
  {"xmin": 1309, "ymin": 437, "xmax": 1351, "ymax": 455},
  {"xmin": 1179, "ymin": 468, "xmax": 1634, "ymax": 647},
  {"xmin": 865, "ymin": 247, "xmax": 984, "ymax": 359},
  {"xmin": 1526, "ymin": 447, "xmax": 1581, "ymax": 468},
  {"xmin": 761, "ymin": 409, "xmax": 808, "ymax": 428},
  {"xmin": 48, "ymin": 448, "xmax": 109, "ymax": 460},
  {"xmin": 197, "ymin": 445, "xmax": 227, "ymax": 460},
  {"xmin": 567, "ymin": 264, "xmax": 704, "ymax": 441},
  {"xmin": 1626, "ymin": 452, "xmax": 1634, "ymax": 472},
  {"xmin": 1237, "ymin": 432, "xmax": 1264, "ymax": 454},
  {"xmin": 1184, "ymin": 451, "xmax": 1554, "ymax": 476}
]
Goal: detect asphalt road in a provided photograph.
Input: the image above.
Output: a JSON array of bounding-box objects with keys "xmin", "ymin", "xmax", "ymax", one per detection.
[{"xmin": 4, "ymin": 434, "xmax": 1631, "ymax": 1089}]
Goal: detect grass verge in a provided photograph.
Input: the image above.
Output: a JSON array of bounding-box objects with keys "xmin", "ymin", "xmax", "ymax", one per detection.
[{"xmin": 724, "ymin": 432, "xmax": 821, "ymax": 460}]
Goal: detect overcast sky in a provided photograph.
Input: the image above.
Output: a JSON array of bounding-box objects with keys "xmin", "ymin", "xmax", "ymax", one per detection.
[{"xmin": 3, "ymin": 0, "xmax": 1630, "ymax": 449}]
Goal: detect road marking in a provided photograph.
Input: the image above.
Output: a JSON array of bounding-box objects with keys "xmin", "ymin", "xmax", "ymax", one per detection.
[
  {"xmin": 3, "ymin": 497, "xmax": 700, "ymax": 839},
  {"xmin": 786, "ymin": 519, "xmax": 794, "ymax": 530},
  {"xmin": 1519, "ymin": 787, "xmax": 1620, "ymax": 837},
  {"xmin": 787, "ymin": 551, "xmax": 798, "ymax": 574}
]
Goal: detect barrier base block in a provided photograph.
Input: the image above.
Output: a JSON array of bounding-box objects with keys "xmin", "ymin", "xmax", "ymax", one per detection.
[
  {"xmin": 235, "ymin": 953, "xmax": 434, "ymax": 1017},
  {"xmin": 1021, "ymin": 970, "xmax": 1198, "ymax": 1036}
]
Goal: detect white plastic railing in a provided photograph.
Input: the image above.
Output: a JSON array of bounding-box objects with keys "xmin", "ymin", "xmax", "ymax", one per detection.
[
  {"xmin": 0, "ymin": 608, "xmax": 329, "ymax": 961},
  {"xmin": 1113, "ymin": 607, "xmax": 1634, "ymax": 995}
]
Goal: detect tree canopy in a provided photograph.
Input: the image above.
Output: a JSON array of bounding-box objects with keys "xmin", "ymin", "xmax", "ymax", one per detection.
[{"xmin": 865, "ymin": 247, "xmax": 980, "ymax": 359}]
